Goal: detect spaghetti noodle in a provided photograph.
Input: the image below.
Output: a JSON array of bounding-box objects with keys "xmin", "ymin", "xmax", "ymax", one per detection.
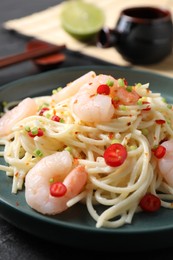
[{"xmin": 0, "ymin": 70, "xmax": 173, "ymax": 228}]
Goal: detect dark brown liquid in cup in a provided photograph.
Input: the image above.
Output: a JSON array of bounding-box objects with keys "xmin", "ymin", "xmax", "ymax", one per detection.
[
  {"xmin": 122, "ymin": 7, "xmax": 170, "ymax": 20},
  {"xmin": 97, "ymin": 7, "xmax": 173, "ymax": 65}
]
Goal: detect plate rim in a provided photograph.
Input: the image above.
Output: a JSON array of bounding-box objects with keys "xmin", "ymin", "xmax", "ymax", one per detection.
[
  {"xmin": 1, "ymin": 65, "xmax": 173, "ymax": 252},
  {"xmin": 1, "ymin": 64, "xmax": 173, "ymax": 91}
]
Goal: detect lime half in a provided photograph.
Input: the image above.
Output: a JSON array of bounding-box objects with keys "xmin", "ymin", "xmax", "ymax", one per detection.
[{"xmin": 60, "ymin": 0, "xmax": 105, "ymax": 41}]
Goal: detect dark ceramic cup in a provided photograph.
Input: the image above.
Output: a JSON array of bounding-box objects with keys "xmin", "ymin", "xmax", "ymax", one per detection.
[{"xmin": 97, "ymin": 6, "xmax": 173, "ymax": 65}]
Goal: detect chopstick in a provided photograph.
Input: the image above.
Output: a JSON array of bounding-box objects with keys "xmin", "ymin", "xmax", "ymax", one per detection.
[{"xmin": 0, "ymin": 44, "xmax": 66, "ymax": 69}]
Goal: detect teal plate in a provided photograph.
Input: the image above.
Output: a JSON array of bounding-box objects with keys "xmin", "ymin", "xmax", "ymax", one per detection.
[{"xmin": 1, "ymin": 65, "xmax": 173, "ymax": 252}]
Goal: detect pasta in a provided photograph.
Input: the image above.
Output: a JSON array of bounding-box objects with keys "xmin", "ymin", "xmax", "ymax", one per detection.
[{"xmin": 1, "ymin": 70, "xmax": 173, "ymax": 229}]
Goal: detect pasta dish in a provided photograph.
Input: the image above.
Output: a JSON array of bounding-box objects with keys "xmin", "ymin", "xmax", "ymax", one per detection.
[{"xmin": 0, "ymin": 70, "xmax": 173, "ymax": 229}]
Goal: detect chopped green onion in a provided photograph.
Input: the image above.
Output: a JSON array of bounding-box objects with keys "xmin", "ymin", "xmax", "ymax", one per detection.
[
  {"xmin": 46, "ymin": 113, "xmax": 51, "ymax": 118},
  {"xmin": 2, "ymin": 101, "xmax": 7, "ymax": 107},
  {"xmin": 141, "ymin": 128, "xmax": 149, "ymax": 136},
  {"xmin": 152, "ymin": 145, "xmax": 158, "ymax": 150},
  {"xmin": 166, "ymin": 118, "xmax": 171, "ymax": 125},
  {"xmin": 113, "ymin": 96, "xmax": 120, "ymax": 102},
  {"xmin": 33, "ymin": 149, "xmax": 43, "ymax": 157},
  {"xmin": 60, "ymin": 118, "xmax": 65, "ymax": 123},
  {"xmin": 126, "ymin": 86, "xmax": 132, "ymax": 92},
  {"xmin": 117, "ymin": 78, "xmax": 125, "ymax": 87},
  {"xmin": 65, "ymin": 146, "xmax": 72, "ymax": 153},
  {"xmin": 25, "ymin": 126, "xmax": 31, "ymax": 132},
  {"xmin": 111, "ymin": 139, "xmax": 120, "ymax": 144},
  {"xmin": 135, "ymin": 83, "xmax": 142, "ymax": 88},
  {"xmin": 106, "ymin": 79, "xmax": 114, "ymax": 87},
  {"xmin": 52, "ymin": 87, "xmax": 62, "ymax": 95},
  {"xmin": 119, "ymin": 105, "xmax": 127, "ymax": 111},
  {"xmin": 31, "ymin": 127, "xmax": 38, "ymax": 135},
  {"xmin": 129, "ymin": 145, "xmax": 137, "ymax": 151},
  {"xmin": 137, "ymin": 99, "xmax": 143, "ymax": 105},
  {"xmin": 167, "ymin": 104, "xmax": 172, "ymax": 109},
  {"xmin": 137, "ymin": 97, "xmax": 148, "ymax": 105},
  {"xmin": 52, "ymin": 89, "xmax": 57, "ymax": 95},
  {"xmin": 49, "ymin": 178, "xmax": 54, "ymax": 183}
]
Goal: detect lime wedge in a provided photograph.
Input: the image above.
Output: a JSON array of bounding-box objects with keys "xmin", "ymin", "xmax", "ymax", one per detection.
[{"xmin": 60, "ymin": 0, "xmax": 105, "ymax": 41}]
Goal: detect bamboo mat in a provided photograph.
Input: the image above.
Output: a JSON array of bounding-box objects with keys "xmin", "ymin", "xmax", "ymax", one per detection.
[{"xmin": 3, "ymin": 0, "xmax": 173, "ymax": 78}]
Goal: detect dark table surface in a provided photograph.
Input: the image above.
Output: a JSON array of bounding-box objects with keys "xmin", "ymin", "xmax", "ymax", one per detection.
[{"xmin": 0, "ymin": 1, "xmax": 173, "ymax": 259}]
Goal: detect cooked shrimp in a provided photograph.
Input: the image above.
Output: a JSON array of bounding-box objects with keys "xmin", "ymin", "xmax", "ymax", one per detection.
[
  {"xmin": 0, "ymin": 97, "xmax": 37, "ymax": 137},
  {"xmin": 158, "ymin": 139, "xmax": 173, "ymax": 187},
  {"xmin": 70, "ymin": 74, "xmax": 140, "ymax": 123},
  {"xmin": 51, "ymin": 71, "xmax": 96, "ymax": 103},
  {"xmin": 90, "ymin": 74, "xmax": 139, "ymax": 105},
  {"xmin": 25, "ymin": 151, "xmax": 88, "ymax": 215},
  {"xmin": 91, "ymin": 73, "xmax": 117, "ymax": 92},
  {"xmin": 116, "ymin": 87, "xmax": 140, "ymax": 105},
  {"xmin": 71, "ymin": 74, "xmax": 118, "ymax": 123},
  {"xmin": 71, "ymin": 90, "xmax": 114, "ymax": 123}
]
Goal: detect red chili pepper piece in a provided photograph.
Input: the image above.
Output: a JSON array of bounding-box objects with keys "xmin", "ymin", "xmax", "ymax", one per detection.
[
  {"xmin": 112, "ymin": 98, "xmax": 120, "ymax": 109},
  {"xmin": 28, "ymin": 128, "xmax": 44, "ymax": 138},
  {"xmin": 51, "ymin": 115, "xmax": 61, "ymax": 122},
  {"xmin": 142, "ymin": 101, "xmax": 151, "ymax": 111},
  {"xmin": 37, "ymin": 128, "xmax": 44, "ymax": 137},
  {"xmin": 50, "ymin": 182, "xmax": 67, "ymax": 197},
  {"xmin": 103, "ymin": 143, "xmax": 127, "ymax": 167},
  {"xmin": 124, "ymin": 79, "xmax": 128, "ymax": 86},
  {"xmin": 39, "ymin": 107, "xmax": 49, "ymax": 116},
  {"xmin": 97, "ymin": 84, "xmax": 110, "ymax": 95},
  {"xmin": 155, "ymin": 119, "xmax": 166, "ymax": 125},
  {"xmin": 139, "ymin": 193, "xmax": 161, "ymax": 212},
  {"xmin": 28, "ymin": 132, "xmax": 34, "ymax": 138},
  {"xmin": 153, "ymin": 145, "xmax": 166, "ymax": 159}
]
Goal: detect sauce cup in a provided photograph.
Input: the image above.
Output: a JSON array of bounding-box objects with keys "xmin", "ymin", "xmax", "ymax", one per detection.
[{"xmin": 97, "ymin": 6, "xmax": 173, "ymax": 65}]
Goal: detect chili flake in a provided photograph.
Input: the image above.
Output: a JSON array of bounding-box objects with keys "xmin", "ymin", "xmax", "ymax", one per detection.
[{"xmin": 155, "ymin": 119, "xmax": 166, "ymax": 125}]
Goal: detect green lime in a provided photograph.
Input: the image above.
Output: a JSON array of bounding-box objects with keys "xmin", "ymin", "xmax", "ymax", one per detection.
[{"xmin": 60, "ymin": 0, "xmax": 105, "ymax": 41}]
